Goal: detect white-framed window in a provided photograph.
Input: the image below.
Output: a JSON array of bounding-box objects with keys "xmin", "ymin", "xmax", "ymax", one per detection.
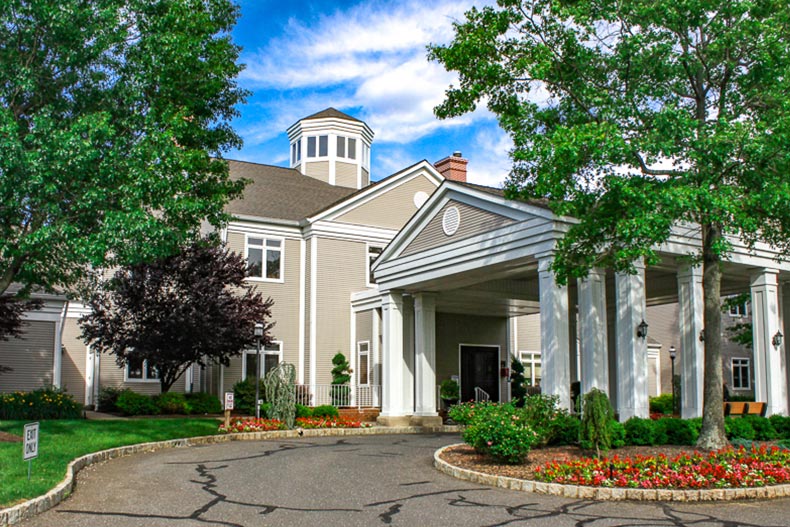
[
  {"xmin": 728, "ymin": 299, "xmax": 749, "ymax": 317},
  {"xmin": 306, "ymin": 135, "xmax": 328, "ymax": 158},
  {"xmin": 357, "ymin": 341, "xmax": 370, "ymax": 385},
  {"xmin": 243, "ymin": 342, "xmax": 283, "ymax": 381},
  {"xmin": 367, "ymin": 245, "xmax": 383, "ymax": 286},
  {"xmin": 336, "ymin": 136, "xmax": 357, "ymax": 160},
  {"xmin": 246, "ymin": 236, "xmax": 283, "ymax": 282},
  {"xmin": 731, "ymin": 358, "xmax": 751, "ymax": 390},
  {"xmin": 362, "ymin": 143, "xmax": 370, "ymax": 169},
  {"xmin": 519, "ymin": 351, "xmax": 541, "ymax": 386},
  {"xmin": 125, "ymin": 356, "xmax": 159, "ymax": 383},
  {"xmin": 291, "ymin": 140, "xmax": 301, "ymax": 165}
]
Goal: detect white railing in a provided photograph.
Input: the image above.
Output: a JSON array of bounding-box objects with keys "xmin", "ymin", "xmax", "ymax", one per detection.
[
  {"xmin": 474, "ymin": 387, "xmax": 490, "ymax": 402},
  {"xmin": 294, "ymin": 384, "xmax": 381, "ymax": 408}
]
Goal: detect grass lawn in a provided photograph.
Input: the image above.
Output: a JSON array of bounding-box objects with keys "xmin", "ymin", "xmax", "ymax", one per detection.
[{"xmin": 0, "ymin": 418, "xmax": 219, "ymax": 508}]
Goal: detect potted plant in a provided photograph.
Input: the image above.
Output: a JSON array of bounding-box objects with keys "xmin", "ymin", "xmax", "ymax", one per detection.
[{"xmin": 439, "ymin": 378, "xmax": 460, "ymax": 408}]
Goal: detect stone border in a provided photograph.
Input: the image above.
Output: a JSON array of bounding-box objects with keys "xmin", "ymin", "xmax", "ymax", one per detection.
[
  {"xmin": 434, "ymin": 443, "xmax": 790, "ymax": 502},
  {"xmin": 0, "ymin": 425, "xmax": 458, "ymax": 526}
]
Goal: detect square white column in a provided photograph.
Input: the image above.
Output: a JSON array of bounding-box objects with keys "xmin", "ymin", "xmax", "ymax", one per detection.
[
  {"xmin": 615, "ymin": 263, "xmax": 649, "ymax": 420},
  {"xmin": 677, "ymin": 264, "xmax": 704, "ymax": 418},
  {"xmin": 402, "ymin": 295, "xmax": 415, "ymax": 414},
  {"xmin": 538, "ymin": 256, "xmax": 571, "ymax": 410},
  {"xmin": 578, "ymin": 268, "xmax": 609, "ymax": 397},
  {"xmin": 414, "ymin": 292, "xmax": 438, "ymax": 416},
  {"xmin": 380, "ymin": 291, "xmax": 409, "ymax": 417},
  {"xmin": 750, "ymin": 270, "xmax": 788, "ymax": 416}
]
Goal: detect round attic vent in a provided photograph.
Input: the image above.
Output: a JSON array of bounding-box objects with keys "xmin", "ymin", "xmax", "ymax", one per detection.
[
  {"xmin": 413, "ymin": 191, "xmax": 429, "ymax": 208},
  {"xmin": 442, "ymin": 206, "xmax": 460, "ymax": 236}
]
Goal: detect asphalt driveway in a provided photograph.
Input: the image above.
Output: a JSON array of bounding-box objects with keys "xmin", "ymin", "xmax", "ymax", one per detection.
[{"xmin": 19, "ymin": 433, "xmax": 790, "ymax": 526}]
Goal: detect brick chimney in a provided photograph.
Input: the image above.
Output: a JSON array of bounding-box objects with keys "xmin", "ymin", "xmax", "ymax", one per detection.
[{"xmin": 434, "ymin": 151, "xmax": 468, "ymax": 183}]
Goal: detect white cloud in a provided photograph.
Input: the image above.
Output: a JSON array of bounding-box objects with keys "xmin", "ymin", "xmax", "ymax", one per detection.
[{"xmin": 464, "ymin": 127, "xmax": 514, "ymax": 187}]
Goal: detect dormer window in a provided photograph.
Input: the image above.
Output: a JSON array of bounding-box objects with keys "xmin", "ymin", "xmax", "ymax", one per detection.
[
  {"xmin": 337, "ymin": 136, "xmax": 357, "ymax": 160},
  {"xmin": 291, "ymin": 141, "xmax": 301, "ymax": 165},
  {"xmin": 307, "ymin": 135, "xmax": 328, "ymax": 158}
]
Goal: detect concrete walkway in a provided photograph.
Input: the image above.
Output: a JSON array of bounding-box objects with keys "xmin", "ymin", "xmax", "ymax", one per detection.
[{"xmin": 19, "ymin": 433, "xmax": 790, "ymax": 526}]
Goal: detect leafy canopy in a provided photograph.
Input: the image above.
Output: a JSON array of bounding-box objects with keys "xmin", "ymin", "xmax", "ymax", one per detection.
[
  {"xmin": 0, "ymin": 0, "xmax": 249, "ymax": 297},
  {"xmin": 80, "ymin": 239, "xmax": 275, "ymax": 392}
]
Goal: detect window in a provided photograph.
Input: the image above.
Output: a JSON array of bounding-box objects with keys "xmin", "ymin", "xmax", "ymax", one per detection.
[
  {"xmin": 732, "ymin": 358, "xmax": 751, "ymax": 390},
  {"xmin": 519, "ymin": 351, "xmax": 541, "ymax": 386},
  {"xmin": 367, "ymin": 245, "xmax": 383, "ymax": 286},
  {"xmin": 247, "ymin": 237, "xmax": 282, "ymax": 281},
  {"xmin": 244, "ymin": 342, "xmax": 283, "ymax": 381},
  {"xmin": 362, "ymin": 143, "xmax": 370, "ymax": 169},
  {"xmin": 729, "ymin": 300, "xmax": 749, "ymax": 317},
  {"xmin": 307, "ymin": 136, "xmax": 316, "ymax": 158},
  {"xmin": 306, "ymin": 135, "xmax": 328, "ymax": 158},
  {"xmin": 336, "ymin": 136, "xmax": 358, "ymax": 161},
  {"xmin": 126, "ymin": 356, "xmax": 159, "ymax": 382},
  {"xmin": 291, "ymin": 141, "xmax": 301, "ymax": 165},
  {"xmin": 357, "ymin": 341, "xmax": 370, "ymax": 385}
]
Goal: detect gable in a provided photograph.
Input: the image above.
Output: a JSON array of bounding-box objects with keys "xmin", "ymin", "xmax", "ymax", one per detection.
[
  {"xmin": 400, "ymin": 199, "xmax": 517, "ymax": 257},
  {"xmin": 332, "ymin": 173, "xmax": 439, "ymax": 230}
]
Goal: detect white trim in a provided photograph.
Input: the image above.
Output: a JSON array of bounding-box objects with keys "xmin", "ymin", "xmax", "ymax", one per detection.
[
  {"xmin": 517, "ymin": 350, "xmax": 543, "ymax": 387},
  {"xmin": 305, "ymin": 221, "xmax": 398, "ymax": 244},
  {"xmin": 227, "ymin": 220, "xmax": 302, "ymax": 235},
  {"xmin": 84, "ymin": 345, "xmax": 95, "ymax": 407},
  {"xmin": 349, "ymin": 305, "xmax": 357, "ymax": 390},
  {"xmin": 458, "ymin": 343, "xmax": 502, "ymax": 402},
  {"xmin": 309, "ymin": 236, "xmax": 318, "ymax": 391},
  {"xmin": 357, "ymin": 340, "xmax": 371, "ymax": 386},
  {"xmin": 242, "ymin": 341, "xmax": 283, "ymax": 381},
  {"xmin": 244, "ymin": 233, "xmax": 285, "ymax": 283},
  {"xmin": 731, "ymin": 357, "xmax": 752, "ymax": 390},
  {"xmin": 124, "ymin": 358, "xmax": 160, "ymax": 383},
  {"xmin": 298, "ymin": 238, "xmax": 306, "ymax": 384},
  {"xmin": 366, "ymin": 243, "xmax": 384, "ymax": 288}
]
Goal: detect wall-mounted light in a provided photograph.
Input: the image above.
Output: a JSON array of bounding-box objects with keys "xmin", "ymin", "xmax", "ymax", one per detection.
[
  {"xmin": 699, "ymin": 329, "xmax": 705, "ymax": 342},
  {"xmin": 773, "ymin": 330, "xmax": 784, "ymax": 348},
  {"xmin": 669, "ymin": 345, "xmax": 677, "ymax": 361},
  {"xmin": 637, "ymin": 319, "xmax": 649, "ymax": 340}
]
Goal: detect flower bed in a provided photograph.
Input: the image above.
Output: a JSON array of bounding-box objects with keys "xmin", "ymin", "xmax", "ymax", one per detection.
[
  {"xmin": 217, "ymin": 416, "xmax": 371, "ymax": 434},
  {"xmin": 535, "ymin": 445, "xmax": 790, "ymax": 489}
]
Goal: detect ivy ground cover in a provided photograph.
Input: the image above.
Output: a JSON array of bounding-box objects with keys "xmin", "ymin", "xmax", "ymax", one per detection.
[
  {"xmin": 218, "ymin": 416, "xmax": 371, "ymax": 434},
  {"xmin": 535, "ymin": 445, "xmax": 790, "ymax": 489}
]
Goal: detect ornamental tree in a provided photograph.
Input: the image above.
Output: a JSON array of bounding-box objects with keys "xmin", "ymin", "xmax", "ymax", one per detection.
[
  {"xmin": 0, "ymin": 0, "xmax": 248, "ymax": 298},
  {"xmin": 430, "ymin": 0, "xmax": 790, "ymax": 449},
  {"xmin": 80, "ymin": 239, "xmax": 275, "ymax": 393}
]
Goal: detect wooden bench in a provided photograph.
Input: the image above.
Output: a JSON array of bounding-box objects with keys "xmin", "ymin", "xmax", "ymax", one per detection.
[{"xmin": 724, "ymin": 401, "xmax": 767, "ymax": 417}]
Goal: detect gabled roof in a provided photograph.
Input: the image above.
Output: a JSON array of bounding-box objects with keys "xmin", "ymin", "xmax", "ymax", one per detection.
[
  {"xmin": 302, "ymin": 107, "xmax": 362, "ymax": 123},
  {"xmin": 224, "ymin": 160, "xmax": 355, "ymax": 222}
]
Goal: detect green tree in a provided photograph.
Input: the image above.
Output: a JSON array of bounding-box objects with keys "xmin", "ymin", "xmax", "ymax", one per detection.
[
  {"xmin": 330, "ymin": 352, "xmax": 352, "ymax": 406},
  {"xmin": 510, "ymin": 355, "xmax": 527, "ymax": 407},
  {"xmin": 430, "ymin": 0, "xmax": 790, "ymax": 449},
  {"xmin": 0, "ymin": 0, "xmax": 248, "ymax": 299}
]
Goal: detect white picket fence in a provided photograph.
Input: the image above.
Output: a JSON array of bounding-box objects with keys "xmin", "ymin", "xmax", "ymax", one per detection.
[{"xmin": 294, "ymin": 384, "xmax": 381, "ymax": 408}]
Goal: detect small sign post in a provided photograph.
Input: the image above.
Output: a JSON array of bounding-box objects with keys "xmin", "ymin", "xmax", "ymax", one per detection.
[
  {"xmin": 23, "ymin": 422, "xmax": 39, "ymax": 481},
  {"xmin": 223, "ymin": 392, "xmax": 234, "ymax": 429}
]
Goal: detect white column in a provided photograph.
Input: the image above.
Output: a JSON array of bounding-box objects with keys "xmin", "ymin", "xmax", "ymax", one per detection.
[
  {"xmin": 750, "ymin": 270, "xmax": 788, "ymax": 416},
  {"xmin": 538, "ymin": 256, "xmax": 571, "ymax": 410},
  {"xmin": 677, "ymin": 264, "xmax": 704, "ymax": 418},
  {"xmin": 615, "ymin": 262, "xmax": 649, "ymax": 420},
  {"xmin": 402, "ymin": 295, "xmax": 415, "ymax": 413},
  {"xmin": 578, "ymin": 269, "xmax": 609, "ymax": 397},
  {"xmin": 380, "ymin": 291, "xmax": 408, "ymax": 417},
  {"xmin": 414, "ymin": 293, "xmax": 438, "ymax": 416},
  {"xmin": 372, "ymin": 308, "xmax": 381, "ymax": 407}
]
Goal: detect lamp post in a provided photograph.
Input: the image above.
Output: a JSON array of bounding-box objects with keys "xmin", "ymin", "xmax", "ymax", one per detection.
[
  {"xmin": 254, "ymin": 322, "xmax": 264, "ymax": 419},
  {"xmin": 669, "ymin": 346, "xmax": 677, "ymax": 416}
]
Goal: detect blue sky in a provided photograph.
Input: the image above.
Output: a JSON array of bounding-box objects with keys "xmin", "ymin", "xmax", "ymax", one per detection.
[{"xmin": 228, "ymin": 0, "xmax": 512, "ymax": 187}]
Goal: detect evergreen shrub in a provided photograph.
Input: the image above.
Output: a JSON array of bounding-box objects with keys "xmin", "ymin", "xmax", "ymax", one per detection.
[
  {"xmin": 295, "ymin": 404, "xmax": 312, "ymax": 418},
  {"xmin": 115, "ymin": 390, "xmax": 158, "ymax": 416},
  {"xmin": 648, "ymin": 394, "xmax": 674, "ymax": 415},
  {"xmin": 769, "ymin": 415, "xmax": 790, "ymax": 439},
  {"xmin": 744, "ymin": 415, "xmax": 778, "ymax": 440},
  {"xmin": 155, "ymin": 392, "xmax": 189, "ymax": 414},
  {"xmin": 185, "ymin": 392, "xmax": 222, "ymax": 414},
  {"xmin": 312, "ymin": 405, "xmax": 339, "ymax": 418},
  {"xmin": 97, "ymin": 386, "xmax": 124, "ymax": 412},
  {"xmin": 580, "ymin": 389, "xmax": 615, "ymax": 456},
  {"xmin": 232, "ymin": 378, "xmax": 265, "ymax": 415},
  {"xmin": 726, "ymin": 417, "xmax": 756, "ymax": 440},
  {"xmin": 624, "ymin": 417, "xmax": 657, "ymax": 446}
]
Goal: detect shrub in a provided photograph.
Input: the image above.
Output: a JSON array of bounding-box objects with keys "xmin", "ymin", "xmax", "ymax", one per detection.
[
  {"xmin": 439, "ymin": 379, "xmax": 460, "ymax": 402},
  {"xmin": 97, "ymin": 386, "xmax": 124, "ymax": 412},
  {"xmin": 447, "ymin": 401, "xmax": 496, "ymax": 425},
  {"xmin": 743, "ymin": 415, "xmax": 778, "ymax": 441},
  {"xmin": 295, "ymin": 404, "xmax": 312, "ymax": 418},
  {"xmin": 0, "ymin": 387, "xmax": 83, "ymax": 420},
  {"xmin": 312, "ymin": 405, "xmax": 339, "ymax": 418},
  {"xmin": 580, "ymin": 389, "xmax": 614, "ymax": 456},
  {"xmin": 185, "ymin": 392, "xmax": 222, "ymax": 414},
  {"xmin": 624, "ymin": 417, "xmax": 657, "ymax": 446},
  {"xmin": 610, "ymin": 419, "xmax": 626, "ymax": 448},
  {"xmin": 155, "ymin": 392, "xmax": 189, "ymax": 414},
  {"xmin": 649, "ymin": 394, "xmax": 674, "ymax": 415},
  {"xmin": 521, "ymin": 394, "xmax": 561, "ymax": 445},
  {"xmin": 655, "ymin": 417, "xmax": 698, "ymax": 445},
  {"xmin": 233, "ymin": 378, "xmax": 265, "ymax": 415},
  {"xmin": 769, "ymin": 414, "xmax": 790, "ymax": 439},
  {"xmin": 726, "ymin": 417, "xmax": 756, "ymax": 440},
  {"xmin": 509, "ymin": 357, "xmax": 527, "ymax": 407},
  {"xmin": 115, "ymin": 390, "xmax": 158, "ymax": 416},
  {"xmin": 330, "ymin": 352, "xmax": 352, "ymax": 406},
  {"xmin": 548, "ymin": 412, "xmax": 580, "ymax": 446},
  {"xmin": 462, "ymin": 404, "xmax": 538, "ymax": 464}
]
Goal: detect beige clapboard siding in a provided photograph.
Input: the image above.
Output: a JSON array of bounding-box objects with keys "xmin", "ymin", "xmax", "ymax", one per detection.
[
  {"xmin": 315, "ymin": 237, "xmax": 367, "ymax": 385},
  {"xmin": 305, "ymin": 161, "xmax": 330, "ymax": 183},
  {"xmin": 99, "ymin": 355, "xmax": 187, "ymax": 395},
  {"xmin": 515, "ymin": 314, "xmax": 541, "ymax": 353},
  {"xmin": 0, "ymin": 321, "xmax": 55, "ymax": 392},
  {"xmin": 225, "ymin": 230, "xmax": 302, "ymax": 387},
  {"xmin": 645, "ymin": 303, "xmax": 679, "ymax": 394},
  {"xmin": 61, "ymin": 318, "xmax": 88, "ymax": 404},
  {"xmin": 334, "ymin": 174, "xmax": 438, "ymax": 229},
  {"xmin": 401, "ymin": 200, "xmax": 517, "ymax": 257},
  {"xmin": 361, "ymin": 168, "xmax": 370, "ymax": 187},
  {"xmin": 355, "ymin": 310, "xmax": 373, "ymax": 345},
  {"xmin": 336, "ymin": 161, "xmax": 357, "ymax": 188},
  {"xmin": 304, "ymin": 240, "xmax": 312, "ymax": 382}
]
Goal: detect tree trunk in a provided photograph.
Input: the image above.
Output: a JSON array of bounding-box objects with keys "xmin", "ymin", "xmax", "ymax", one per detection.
[{"xmin": 695, "ymin": 222, "xmax": 729, "ymax": 450}]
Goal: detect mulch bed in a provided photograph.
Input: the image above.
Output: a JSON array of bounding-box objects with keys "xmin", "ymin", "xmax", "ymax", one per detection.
[
  {"xmin": 440, "ymin": 443, "xmax": 708, "ymax": 481},
  {"xmin": 0, "ymin": 431, "xmax": 22, "ymax": 443}
]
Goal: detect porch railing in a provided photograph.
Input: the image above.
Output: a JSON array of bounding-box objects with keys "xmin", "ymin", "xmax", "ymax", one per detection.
[
  {"xmin": 294, "ymin": 384, "xmax": 381, "ymax": 408},
  {"xmin": 474, "ymin": 387, "xmax": 490, "ymax": 402}
]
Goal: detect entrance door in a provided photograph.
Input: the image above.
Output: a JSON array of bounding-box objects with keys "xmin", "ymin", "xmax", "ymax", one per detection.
[{"xmin": 460, "ymin": 345, "xmax": 499, "ymax": 402}]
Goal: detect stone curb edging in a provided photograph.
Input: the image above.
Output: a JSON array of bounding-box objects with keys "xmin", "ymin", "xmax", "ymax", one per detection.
[
  {"xmin": 434, "ymin": 443, "xmax": 790, "ymax": 502},
  {"xmin": 0, "ymin": 425, "xmax": 459, "ymax": 526}
]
